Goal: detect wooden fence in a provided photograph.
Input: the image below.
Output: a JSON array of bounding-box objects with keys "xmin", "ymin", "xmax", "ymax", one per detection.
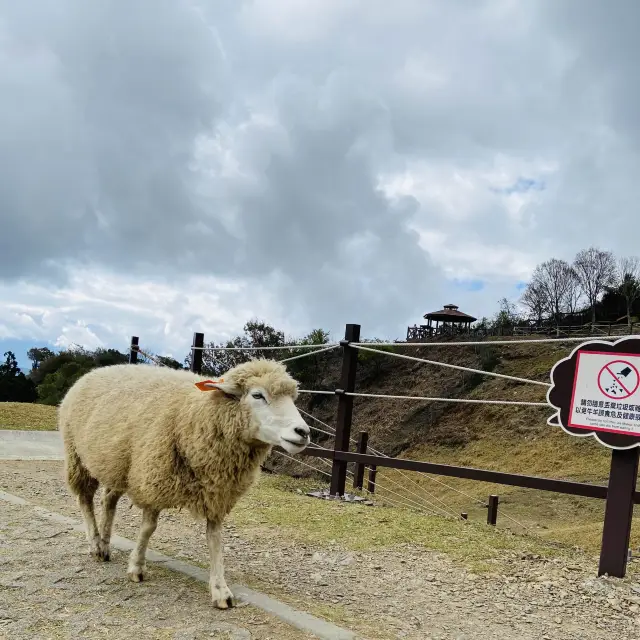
[{"xmin": 129, "ymin": 326, "xmax": 639, "ymax": 580}]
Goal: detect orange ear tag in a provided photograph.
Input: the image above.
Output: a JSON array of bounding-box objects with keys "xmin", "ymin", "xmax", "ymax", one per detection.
[{"xmin": 195, "ymin": 378, "xmax": 224, "ymax": 392}]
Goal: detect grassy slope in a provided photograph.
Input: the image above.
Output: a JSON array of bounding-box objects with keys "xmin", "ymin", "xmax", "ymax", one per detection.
[
  {"xmin": 349, "ymin": 342, "xmax": 637, "ymax": 555},
  {"xmin": 0, "ymin": 402, "xmax": 57, "ymax": 430}
]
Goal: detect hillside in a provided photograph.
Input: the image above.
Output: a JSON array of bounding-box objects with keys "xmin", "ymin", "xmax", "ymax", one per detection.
[
  {"xmin": 275, "ymin": 338, "xmax": 635, "ymax": 554},
  {"xmin": 278, "ymin": 339, "xmax": 582, "ymax": 469}
]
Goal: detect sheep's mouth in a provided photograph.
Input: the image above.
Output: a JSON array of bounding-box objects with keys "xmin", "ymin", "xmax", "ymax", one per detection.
[{"xmin": 281, "ymin": 437, "xmax": 309, "ymax": 447}]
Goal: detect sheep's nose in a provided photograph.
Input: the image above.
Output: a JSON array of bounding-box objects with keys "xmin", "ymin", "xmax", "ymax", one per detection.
[{"xmin": 294, "ymin": 425, "xmax": 310, "ymax": 439}]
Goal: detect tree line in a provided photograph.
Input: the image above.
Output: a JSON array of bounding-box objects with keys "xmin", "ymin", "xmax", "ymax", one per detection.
[
  {"xmin": 0, "ymin": 321, "xmax": 334, "ymax": 406},
  {"xmin": 2, "ymin": 248, "xmax": 638, "ymax": 407},
  {"xmin": 506, "ymin": 247, "xmax": 639, "ymax": 331}
]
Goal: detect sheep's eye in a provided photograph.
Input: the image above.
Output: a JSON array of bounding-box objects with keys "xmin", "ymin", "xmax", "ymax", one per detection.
[{"xmin": 251, "ymin": 392, "xmax": 265, "ymax": 401}]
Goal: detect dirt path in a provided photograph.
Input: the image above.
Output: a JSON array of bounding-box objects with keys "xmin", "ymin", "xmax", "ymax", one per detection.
[
  {"xmin": 0, "ymin": 498, "xmax": 313, "ymax": 639},
  {"xmin": 2, "ymin": 461, "xmax": 640, "ymax": 639}
]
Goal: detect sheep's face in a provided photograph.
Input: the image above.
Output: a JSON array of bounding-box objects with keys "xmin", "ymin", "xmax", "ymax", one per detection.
[
  {"xmin": 243, "ymin": 385, "xmax": 311, "ymax": 454},
  {"xmin": 198, "ymin": 376, "xmax": 310, "ymax": 454}
]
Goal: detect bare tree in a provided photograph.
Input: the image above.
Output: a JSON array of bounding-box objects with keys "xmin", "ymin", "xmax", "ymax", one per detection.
[
  {"xmin": 573, "ymin": 247, "xmax": 617, "ymax": 326},
  {"xmin": 530, "ymin": 258, "xmax": 578, "ymax": 333},
  {"xmin": 616, "ymin": 256, "xmax": 640, "ymax": 331},
  {"xmin": 520, "ymin": 281, "xmax": 548, "ymax": 326},
  {"xmin": 493, "ymin": 297, "xmax": 519, "ymax": 330},
  {"xmin": 566, "ymin": 281, "xmax": 585, "ymax": 317}
]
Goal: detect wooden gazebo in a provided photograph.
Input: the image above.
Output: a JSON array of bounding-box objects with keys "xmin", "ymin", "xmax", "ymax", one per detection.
[{"xmin": 407, "ymin": 304, "xmax": 478, "ymax": 341}]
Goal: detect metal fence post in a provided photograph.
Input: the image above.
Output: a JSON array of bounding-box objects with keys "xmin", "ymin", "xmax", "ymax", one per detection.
[
  {"xmin": 190, "ymin": 332, "xmax": 204, "ymax": 375},
  {"xmin": 330, "ymin": 324, "xmax": 360, "ymax": 496},
  {"xmin": 367, "ymin": 465, "xmax": 377, "ymax": 494},
  {"xmin": 353, "ymin": 431, "xmax": 369, "ymax": 490},
  {"xmin": 487, "ymin": 495, "xmax": 499, "ymax": 525},
  {"xmin": 129, "ymin": 336, "xmax": 139, "ymax": 364},
  {"xmin": 598, "ymin": 447, "xmax": 640, "ymax": 578}
]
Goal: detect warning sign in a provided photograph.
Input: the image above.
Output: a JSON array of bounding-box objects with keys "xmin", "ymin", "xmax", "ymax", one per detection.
[
  {"xmin": 597, "ymin": 360, "xmax": 639, "ymax": 399},
  {"xmin": 569, "ymin": 350, "xmax": 640, "ymax": 436}
]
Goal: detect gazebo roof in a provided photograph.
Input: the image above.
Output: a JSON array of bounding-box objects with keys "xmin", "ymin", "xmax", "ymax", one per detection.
[{"xmin": 424, "ymin": 304, "xmax": 477, "ymax": 323}]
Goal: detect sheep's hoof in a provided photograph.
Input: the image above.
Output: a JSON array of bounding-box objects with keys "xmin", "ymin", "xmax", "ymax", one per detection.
[
  {"xmin": 127, "ymin": 566, "xmax": 146, "ymax": 583},
  {"xmin": 90, "ymin": 540, "xmax": 111, "ymax": 562},
  {"xmin": 211, "ymin": 585, "xmax": 235, "ymax": 609},
  {"xmin": 213, "ymin": 597, "xmax": 235, "ymax": 610}
]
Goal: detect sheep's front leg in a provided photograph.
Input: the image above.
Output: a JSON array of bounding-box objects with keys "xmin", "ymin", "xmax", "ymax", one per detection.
[
  {"xmin": 127, "ymin": 507, "xmax": 159, "ymax": 582},
  {"xmin": 206, "ymin": 519, "xmax": 234, "ymax": 609}
]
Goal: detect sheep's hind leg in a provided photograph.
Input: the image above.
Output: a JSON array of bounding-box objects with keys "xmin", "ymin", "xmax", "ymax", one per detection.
[
  {"xmin": 97, "ymin": 488, "xmax": 122, "ymax": 561},
  {"xmin": 63, "ymin": 443, "xmax": 108, "ymax": 560},
  {"xmin": 127, "ymin": 507, "xmax": 160, "ymax": 582},
  {"xmin": 72, "ymin": 473, "xmax": 109, "ymax": 560},
  {"xmin": 207, "ymin": 519, "xmax": 234, "ymax": 609}
]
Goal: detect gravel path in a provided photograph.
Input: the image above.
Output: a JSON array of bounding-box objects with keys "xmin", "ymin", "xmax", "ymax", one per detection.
[
  {"xmin": 2, "ymin": 461, "xmax": 640, "ymax": 639},
  {"xmin": 0, "ymin": 498, "xmax": 312, "ymax": 640}
]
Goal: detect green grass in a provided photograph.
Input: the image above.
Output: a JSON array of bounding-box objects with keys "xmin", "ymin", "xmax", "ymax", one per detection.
[{"xmin": 0, "ymin": 402, "xmax": 57, "ymax": 430}]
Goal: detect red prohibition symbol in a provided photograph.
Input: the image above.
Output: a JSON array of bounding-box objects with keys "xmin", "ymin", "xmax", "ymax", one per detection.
[{"xmin": 597, "ymin": 360, "xmax": 640, "ymax": 400}]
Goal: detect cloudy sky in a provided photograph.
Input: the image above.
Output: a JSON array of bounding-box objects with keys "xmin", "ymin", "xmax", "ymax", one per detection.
[{"xmin": 1, "ymin": 0, "xmax": 639, "ymax": 368}]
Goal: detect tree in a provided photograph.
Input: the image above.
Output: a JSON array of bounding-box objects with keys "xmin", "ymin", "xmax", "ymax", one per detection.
[
  {"xmin": 0, "ymin": 351, "xmax": 19, "ymax": 377},
  {"xmin": 530, "ymin": 258, "xmax": 578, "ymax": 332},
  {"xmin": 157, "ymin": 355, "xmax": 184, "ymax": 369},
  {"xmin": 0, "ymin": 351, "xmax": 37, "ymax": 403},
  {"xmin": 616, "ymin": 256, "xmax": 640, "ymax": 330},
  {"xmin": 520, "ymin": 281, "xmax": 548, "ymax": 325},
  {"xmin": 25, "ymin": 344, "xmax": 129, "ymax": 405},
  {"xmin": 299, "ymin": 328, "xmax": 331, "ymax": 345},
  {"xmin": 37, "ymin": 359, "xmax": 94, "ymax": 405},
  {"xmin": 493, "ymin": 297, "xmax": 519, "ymax": 330},
  {"xmin": 27, "ymin": 347, "xmax": 55, "ymax": 372},
  {"xmin": 193, "ymin": 319, "xmax": 287, "ymax": 377},
  {"xmin": 573, "ymin": 247, "xmax": 617, "ymax": 326}
]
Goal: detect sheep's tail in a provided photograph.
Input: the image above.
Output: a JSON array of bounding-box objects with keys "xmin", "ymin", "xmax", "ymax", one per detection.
[{"xmin": 61, "ymin": 432, "xmax": 97, "ymax": 498}]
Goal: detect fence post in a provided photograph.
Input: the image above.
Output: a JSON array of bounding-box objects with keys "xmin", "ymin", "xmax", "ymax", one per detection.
[
  {"xmin": 353, "ymin": 431, "xmax": 369, "ymax": 490},
  {"xmin": 190, "ymin": 332, "xmax": 204, "ymax": 375},
  {"xmin": 367, "ymin": 465, "xmax": 377, "ymax": 494},
  {"xmin": 598, "ymin": 447, "xmax": 640, "ymax": 578},
  {"xmin": 487, "ymin": 495, "xmax": 499, "ymax": 525},
  {"xmin": 129, "ymin": 336, "xmax": 139, "ymax": 364},
  {"xmin": 330, "ymin": 324, "xmax": 361, "ymax": 496}
]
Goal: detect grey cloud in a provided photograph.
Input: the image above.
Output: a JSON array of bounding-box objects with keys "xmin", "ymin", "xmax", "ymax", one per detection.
[
  {"xmin": 2, "ymin": 0, "xmax": 640, "ymax": 339},
  {"xmin": 0, "ymin": 0, "xmax": 231, "ymax": 281}
]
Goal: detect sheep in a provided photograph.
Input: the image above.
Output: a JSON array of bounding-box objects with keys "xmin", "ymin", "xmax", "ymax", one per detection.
[{"xmin": 58, "ymin": 358, "xmax": 311, "ymax": 609}]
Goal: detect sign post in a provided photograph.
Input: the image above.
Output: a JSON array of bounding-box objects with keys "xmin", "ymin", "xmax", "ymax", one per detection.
[{"xmin": 547, "ymin": 337, "xmax": 640, "ymax": 578}]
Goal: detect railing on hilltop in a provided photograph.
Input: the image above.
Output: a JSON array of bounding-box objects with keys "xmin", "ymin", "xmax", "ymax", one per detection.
[{"xmin": 407, "ymin": 322, "xmax": 635, "ymax": 342}]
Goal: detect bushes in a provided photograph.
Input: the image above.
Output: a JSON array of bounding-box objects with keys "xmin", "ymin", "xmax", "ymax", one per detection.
[{"xmin": 29, "ymin": 346, "xmax": 128, "ymax": 406}]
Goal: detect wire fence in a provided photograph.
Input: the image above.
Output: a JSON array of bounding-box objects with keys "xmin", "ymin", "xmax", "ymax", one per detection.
[{"xmin": 127, "ymin": 327, "xmax": 640, "ymax": 555}]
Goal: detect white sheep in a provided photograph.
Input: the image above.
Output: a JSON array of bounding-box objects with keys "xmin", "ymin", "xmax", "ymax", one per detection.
[{"xmin": 58, "ymin": 358, "xmax": 310, "ymax": 608}]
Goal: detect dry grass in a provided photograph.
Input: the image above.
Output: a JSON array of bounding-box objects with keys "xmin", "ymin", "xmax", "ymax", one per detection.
[
  {"xmin": 230, "ymin": 474, "xmax": 587, "ymax": 575},
  {"xmin": 363, "ymin": 344, "xmax": 639, "ymax": 556},
  {"xmin": 0, "ymin": 402, "xmax": 57, "ymax": 430},
  {"xmin": 280, "ymin": 342, "xmax": 640, "ymax": 559}
]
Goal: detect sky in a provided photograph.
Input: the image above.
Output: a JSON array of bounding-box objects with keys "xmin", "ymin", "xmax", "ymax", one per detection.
[{"xmin": 1, "ymin": 0, "xmax": 640, "ymax": 370}]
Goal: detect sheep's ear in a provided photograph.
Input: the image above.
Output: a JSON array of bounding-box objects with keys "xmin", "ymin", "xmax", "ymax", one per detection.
[{"xmin": 195, "ymin": 379, "xmax": 242, "ymax": 398}]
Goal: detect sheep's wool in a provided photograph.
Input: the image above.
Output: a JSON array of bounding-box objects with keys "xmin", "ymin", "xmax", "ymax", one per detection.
[{"xmin": 58, "ymin": 360, "xmax": 297, "ymax": 521}]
